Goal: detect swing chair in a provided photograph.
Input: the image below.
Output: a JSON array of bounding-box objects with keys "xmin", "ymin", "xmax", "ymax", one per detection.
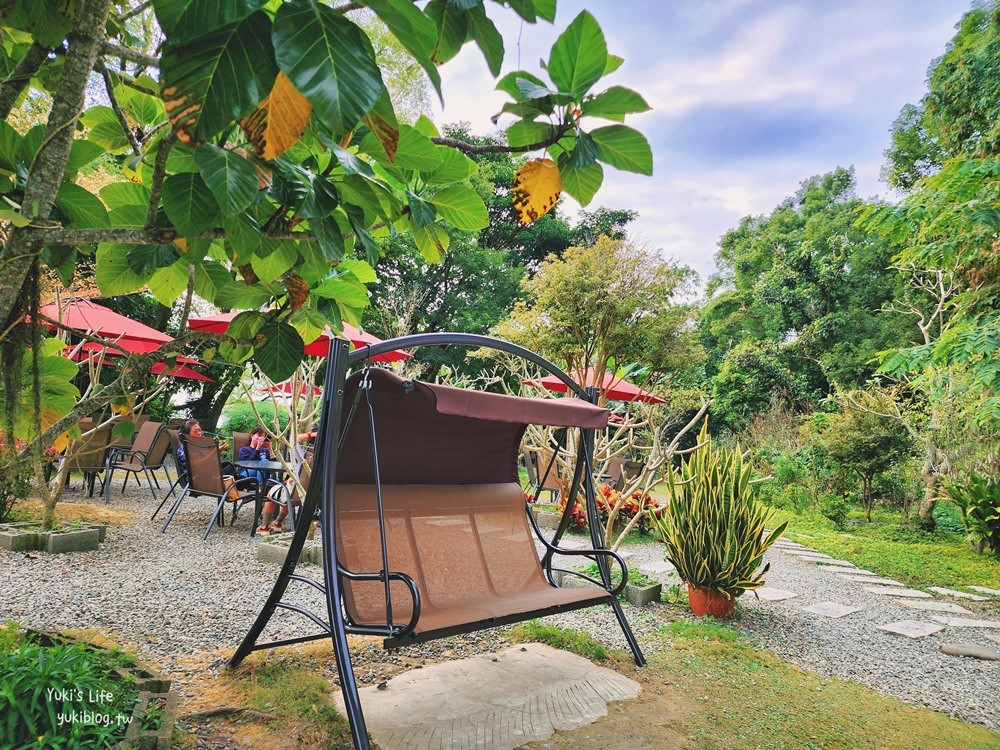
[{"xmin": 231, "ymin": 334, "xmax": 646, "ymax": 750}]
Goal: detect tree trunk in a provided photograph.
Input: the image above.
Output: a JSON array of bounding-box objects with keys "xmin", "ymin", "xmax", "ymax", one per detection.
[
  {"xmin": 0, "ymin": 41, "xmax": 50, "ymax": 119},
  {"xmin": 0, "ymin": 0, "xmax": 113, "ymax": 330},
  {"xmin": 917, "ymin": 442, "xmax": 939, "ymax": 531}
]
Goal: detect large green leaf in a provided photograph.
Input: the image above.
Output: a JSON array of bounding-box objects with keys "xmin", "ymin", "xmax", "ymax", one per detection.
[
  {"xmin": 64, "ymin": 140, "xmax": 108, "ymax": 177},
  {"xmin": 195, "ymin": 144, "xmax": 259, "ymax": 215},
  {"xmin": 273, "ymin": 0, "xmax": 385, "ymax": 136},
  {"xmin": 430, "ymin": 184, "xmax": 489, "ymax": 230},
  {"xmin": 251, "ymin": 241, "xmax": 298, "ymax": 283},
  {"xmin": 590, "ymin": 125, "xmax": 653, "ymax": 175},
  {"xmin": 559, "ymin": 161, "xmax": 603, "ymax": 207},
  {"xmin": 393, "ymin": 125, "xmax": 442, "ymax": 171},
  {"xmin": 506, "ymin": 120, "xmax": 554, "ymax": 148},
  {"xmin": 421, "ymin": 146, "xmax": 476, "ymax": 185},
  {"xmin": 162, "ymin": 172, "xmax": 220, "ymax": 236},
  {"xmin": 407, "ymin": 190, "xmax": 437, "ymax": 227},
  {"xmin": 153, "ymin": 0, "xmax": 265, "ymax": 44},
  {"xmin": 194, "ymin": 261, "xmax": 233, "ymax": 303},
  {"xmin": 546, "ymin": 10, "xmax": 607, "ymax": 97},
  {"xmin": 160, "ymin": 11, "xmax": 278, "ymax": 144},
  {"xmin": 80, "ymin": 106, "xmax": 131, "ymax": 154},
  {"xmin": 115, "ymin": 85, "xmax": 167, "ymax": 127},
  {"xmin": 56, "ymin": 183, "xmax": 109, "ymax": 228},
  {"xmin": 148, "ymin": 259, "xmax": 191, "ymax": 306},
  {"xmin": 100, "ymin": 182, "xmax": 151, "ymax": 209},
  {"xmin": 337, "ymin": 258, "xmax": 378, "ymax": 284},
  {"xmin": 313, "ymin": 275, "xmax": 370, "ymax": 308},
  {"xmin": 2, "ymin": 0, "xmax": 73, "ymax": 48},
  {"xmin": 255, "ymin": 319, "xmax": 304, "ymax": 381},
  {"xmin": 127, "ymin": 243, "xmax": 180, "ymax": 275},
  {"xmin": 466, "ymin": 3, "xmax": 504, "ymax": 76},
  {"xmin": 360, "ymin": 0, "xmax": 442, "ymax": 96},
  {"xmin": 412, "ymin": 222, "xmax": 450, "ymax": 263},
  {"xmin": 582, "ymin": 86, "xmax": 651, "ymax": 121},
  {"xmin": 95, "ymin": 244, "xmax": 147, "ymax": 296},
  {"xmin": 215, "ymin": 280, "xmax": 274, "ymax": 309},
  {"xmin": 424, "ymin": 0, "xmax": 469, "ymax": 65}
]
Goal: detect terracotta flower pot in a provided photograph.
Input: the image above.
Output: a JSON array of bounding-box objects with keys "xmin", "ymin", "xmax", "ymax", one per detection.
[{"xmin": 687, "ymin": 586, "xmax": 735, "ymax": 618}]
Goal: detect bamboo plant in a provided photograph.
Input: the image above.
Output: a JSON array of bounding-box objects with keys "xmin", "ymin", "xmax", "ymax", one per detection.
[{"xmin": 653, "ymin": 423, "xmax": 787, "ymax": 600}]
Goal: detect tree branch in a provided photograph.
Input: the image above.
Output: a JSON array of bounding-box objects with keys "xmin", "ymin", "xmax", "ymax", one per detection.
[
  {"xmin": 431, "ymin": 126, "xmax": 571, "ymax": 155},
  {"xmin": 96, "ymin": 60, "xmax": 143, "ymax": 157},
  {"xmin": 101, "ymin": 41, "xmax": 159, "ymax": 68},
  {"xmin": 0, "ymin": 42, "xmax": 50, "ymax": 120},
  {"xmin": 145, "ymin": 131, "xmax": 176, "ymax": 228},
  {"xmin": 117, "ymin": 0, "xmax": 152, "ymax": 23},
  {"xmin": 23, "ymin": 226, "xmax": 319, "ymax": 246}
]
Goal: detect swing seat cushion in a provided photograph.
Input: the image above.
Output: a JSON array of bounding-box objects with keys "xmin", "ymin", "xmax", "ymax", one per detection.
[{"xmin": 335, "ymin": 483, "xmax": 611, "ymax": 637}]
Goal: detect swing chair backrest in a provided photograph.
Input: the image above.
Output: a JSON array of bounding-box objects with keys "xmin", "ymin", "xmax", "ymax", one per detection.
[{"xmin": 334, "ymin": 368, "xmax": 610, "ymax": 640}]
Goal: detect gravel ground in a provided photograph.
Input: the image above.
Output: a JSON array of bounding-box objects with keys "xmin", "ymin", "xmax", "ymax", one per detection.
[{"xmin": 3, "ymin": 477, "xmax": 998, "ymax": 733}]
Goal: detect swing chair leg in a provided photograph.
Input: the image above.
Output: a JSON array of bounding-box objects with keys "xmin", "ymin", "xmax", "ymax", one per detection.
[{"xmin": 609, "ymin": 597, "xmax": 646, "ymax": 666}]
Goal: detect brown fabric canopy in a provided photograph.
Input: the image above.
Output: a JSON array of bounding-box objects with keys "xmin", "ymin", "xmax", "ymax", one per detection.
[{"xmin": 337, "ymin": 368, "xmax": 608, "ymax": 485}]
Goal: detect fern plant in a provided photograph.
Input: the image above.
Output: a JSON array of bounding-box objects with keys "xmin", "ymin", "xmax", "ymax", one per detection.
[
  {"xmin": 653, "ymin": 423, "xmax": 787, "ymax": 599},
  {"xmin": 943, "ymin": 472, "xmax": 1000, "ymax": 555}
]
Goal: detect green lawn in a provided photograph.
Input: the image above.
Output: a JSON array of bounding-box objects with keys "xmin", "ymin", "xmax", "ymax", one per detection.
[{"xmin": 772, "ymin": 507, "xmax": 1000, "ymax": 591}]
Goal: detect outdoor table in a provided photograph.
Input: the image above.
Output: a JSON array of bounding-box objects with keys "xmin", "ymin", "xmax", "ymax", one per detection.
[{"xmin": 233, "ymin": 459, "xmax": 287, "ymax": 537}]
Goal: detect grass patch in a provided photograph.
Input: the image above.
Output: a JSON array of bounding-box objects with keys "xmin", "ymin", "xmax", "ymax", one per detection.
[
  {"xmin": 580, "ymin": 561, "xmax": 657, "ymax": 588},
  {"xmin": 507, "ymin": 620, "xmax": 608, "ymax": 662},
  {"xmin": 10, "ymin": 500, "xmax": 135, "ymax": 526},
  {"xmin": 648, "ymin": 618, "xmax": 1000, "ymax": 750},
  {"xmin": 772, "ymin": 508, "xmax": 1000, "ymax": 590}
]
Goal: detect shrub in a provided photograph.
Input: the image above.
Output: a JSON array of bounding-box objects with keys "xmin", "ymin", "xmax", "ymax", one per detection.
[
  {"xmin": 556, "ymin": 484, "xmax": 663, "ymax": 535},
  {"xmin": 0, "ymin": 453, "xmax": 30, "ymax": 522},
  {"xmin": 942, "ymin": 472, "xmax": 1000, "ymax": 554},
  {"xmin": 819, "ymin": 495, "xmax": 851, "ymax": 529},
  {"xmin": 221, "ymin": 400, "xmax": 292, "ymax": 435},
  {"xmin": 0, "ymin": 632, "xmax": 137, "ymax": 748}
]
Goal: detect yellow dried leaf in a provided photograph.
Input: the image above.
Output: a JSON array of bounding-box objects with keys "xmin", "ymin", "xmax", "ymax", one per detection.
[
  {"xmin": 52, "ymin": 431, "xmax": 70, "ymax": 454},
  {"xmin": 511, "ymin": 158, "xmax": 562, "ymax": 225},
  {"xmin": 284, "ymin": 271, "xmax": 309, "ymax": 311},
  {"xmin": 240, "ymin": 72, "xmax": 312, "ymax": 161}
]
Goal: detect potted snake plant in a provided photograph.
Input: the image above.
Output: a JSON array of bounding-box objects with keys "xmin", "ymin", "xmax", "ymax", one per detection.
[{"xmin": 653, "ymin": 423, "xmax": 787, "ymax": 618}]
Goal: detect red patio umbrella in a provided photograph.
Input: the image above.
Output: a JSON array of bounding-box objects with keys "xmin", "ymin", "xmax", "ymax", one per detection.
[
  {"xmin": 523, "ymin": 368, "xmax": 666, "ymax": 404},
  {"xmin": 151, "ymin": 362, "xmax": 214, "ymax": 382},
  {"xmin": 39, "ymin": 300, "xmax": 173, "ymax": 353},
  {"xmin": 188, "ymin": 312, "xmax": 411, "ymax": 363},
  {"xmin": 66, "ymin": 348, "xmax": 214, "ymax": 382}
]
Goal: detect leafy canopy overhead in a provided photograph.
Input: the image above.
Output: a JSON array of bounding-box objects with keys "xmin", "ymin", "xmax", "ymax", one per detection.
[{"xmin": 0, "ymin": 0, "xmax": 653, "ymax": 386}]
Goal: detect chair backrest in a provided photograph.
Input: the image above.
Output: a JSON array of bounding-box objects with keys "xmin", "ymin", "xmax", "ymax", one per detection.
[
  {"xmin": 144, "ymin": 426, "xmax": 172, "ymax": 469},
  {"xmin": 231, "ymin": 431, "xmax": 250, "ymax": 460},
  {"xmin": 182, "ymin": 434, "xmax": 225, "ymax": 495},
  {"xmin": 522, "ymin": 449, "xmax": 559, "ymax": 491},
  {"xmin": 68, "ymin": 424, "xmax": 113, "ymax": 472},
  {"xmin": 130, "ymin": 420, "xmax": 162, "ymax": 456}
]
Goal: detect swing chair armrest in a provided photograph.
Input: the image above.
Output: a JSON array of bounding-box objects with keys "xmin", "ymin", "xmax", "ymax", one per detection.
[
  {"xmin": 337, "ymin": 566, "xmax": 422, "ymax": 638},
  {"xmin": 547, "ymin": 562, "xmax": 630, "ymax": 598},
  {"xmin": 525, "ymin": 510, "xmax": 629, "ymax": 596}
]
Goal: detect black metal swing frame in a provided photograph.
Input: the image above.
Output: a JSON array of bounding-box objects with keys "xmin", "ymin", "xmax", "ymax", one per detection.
[{"xmin": 229, "ymin": 333, "xmax": 647, "ymax": 750}]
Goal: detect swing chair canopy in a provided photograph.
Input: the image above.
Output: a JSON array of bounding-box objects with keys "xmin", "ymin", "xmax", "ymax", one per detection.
[{"xmin": 337, "ymin": 368, "xmax": 609, "ymax": 486}]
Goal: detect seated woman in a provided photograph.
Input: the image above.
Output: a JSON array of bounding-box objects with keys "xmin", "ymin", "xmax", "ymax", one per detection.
[
  {"xmin": 237, "ymin": 426, "xmax": 270, "ymax": 482},
  {"xmin": 176, "ymin": 418, "xmax": 237, "ymax": 479}
]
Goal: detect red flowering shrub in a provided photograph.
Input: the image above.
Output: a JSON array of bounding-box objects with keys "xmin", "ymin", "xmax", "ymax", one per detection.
[{"xmin": 557, "ymin": 484, "xmax": 662, "ymax": 534}]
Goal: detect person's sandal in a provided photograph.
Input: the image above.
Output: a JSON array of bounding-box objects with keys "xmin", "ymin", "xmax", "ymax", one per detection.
[
  {"xmin": 271, "ymin": 521, "xmax": 283, "ymax": 533},
  {"xmin": 256, "ymin": 525, "xmax": 271, "ymax": 536}
]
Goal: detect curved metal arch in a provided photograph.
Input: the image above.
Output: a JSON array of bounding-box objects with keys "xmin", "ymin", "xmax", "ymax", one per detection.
[{"xmin": 347, "ymin": 332, "xmax": 590, "ymax": 401}]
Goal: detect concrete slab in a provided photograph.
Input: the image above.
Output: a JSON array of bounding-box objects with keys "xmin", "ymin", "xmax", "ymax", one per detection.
[
  {"xmin": 639, "ymin": 560, "xmax": 676, "ymax": 576},
  {"xmin": 839, "ymin": 569, "xmax": 878, "ymax": 576},
  {"xmin": 940, "ymin": 643, "xmax": 1000, "ymax": 661},
  {"xmin": 985, "ymin": 634, "xmax": 1000, "ymax": 645},
  {"xmin": 753, "ymin": 587, "xmax": 798, "ymax": 602},
  {"xmin": 930, "ymin": 617, "xmax": 1000, "ymax": 629},
  {"xmin": 899, "ymin": 599, "xmax": 972, "ymax": 615},
  {"xmin": 838, "ymin": 576, "xmax": 904, "ymax": 586},
  {"xmin": 786, "ymin": 551, "xmax": 833, "ymax": 560},
  {"xmin": 968, "ymin": 586, "xmax": 1000, "ymax": 597},
  {"xmin": 802, "ymin": 602, "xmax": 861, "ymax": 618},
  {"xmin": 928, "ymin": 586, "xmax": 989, "ymax": 601},
  {"xmin": 332, "ymin": 644, "xmax": 641, "ymax": 750},
  {"xmin": 864, "ymin": 586, "xmax": 931, "ymax": 598},
  {"xmin": 877, "ymin": 620, "xmax": 944, "ymax": 639},
  {"xmin": 814, "ymin": 560, "xmax": 857, "ymax": 569}
]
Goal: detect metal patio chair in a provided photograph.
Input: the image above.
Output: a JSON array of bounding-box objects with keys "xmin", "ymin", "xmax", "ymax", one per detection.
[{"xmin": 104, "ymin": 421, "xmax": 171, "ymax": 504}]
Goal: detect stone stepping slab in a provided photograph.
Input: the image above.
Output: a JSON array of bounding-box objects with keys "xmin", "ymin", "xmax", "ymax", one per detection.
[
  {"xmin": 753, "ymin": 587, "xmax": 798, "ymax": 602},
  {"xmin": 967, "ymin": 586, "xmax": 1000, "ymax": 597},
  {"xmin": 877, "ymin": 620, "xmax": 944, "ymax": 639},
  {"xmin": 928, "ymin": 586, "xmax": 989, "ymax": 601},
  {"xmin": 802, "ymin": 602, "xmax": 861, "ymax": 618},
  {"xmin": 814, "ymin": 560, "xmax": 857, "ymax": 569},
  {"xmin": 838, "ymin": 576, "xmax": 904, "ymax": 586},
  {"xmin": 638, "ymin": 560, "xmax": 676, "ymax": 576},
  {"xmin": 899, "ymin": 599, "xmax": 972, "ymax": 615},
  {"xmin": 940, "ymin": 643, "xmax": 1000, "ymax": 661},
  {"xmin": 785, "ymin": 551, "xmax": 833, "ymax": 560},
  {"xmin": 864, "ymin": 586, "xmax": 931, "ymax": 598},
  {"xmin": 930, "ymin": 617, "xmax": 1000, "ymax": 629}
]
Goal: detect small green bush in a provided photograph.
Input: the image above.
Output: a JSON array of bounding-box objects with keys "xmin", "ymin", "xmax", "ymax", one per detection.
[
  {"xmin": 819, "ymin": 494, "xmax": 851, "ymax": 529},
  {"xmin": 220, "ymin": 400, "xmax": 292, "ymax": 435},
  {"xmin": 942, "ymin": 472, "xmax": 1000, "ymax": 555},
  {"xmin": 0, "ymin": 633, "xmax": 137, "ymax": 748}
]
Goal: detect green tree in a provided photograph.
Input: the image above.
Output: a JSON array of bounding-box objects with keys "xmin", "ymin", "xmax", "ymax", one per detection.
[
  {"xmin": 701, "ymin": 168, "xmax": 910, "ymax": 417},
  {"xmin": 494, "ymin": 236, "xmax": 700, "ymax": 392},
  {"xmin": 0, "ymin": 1, "xmax": 654, "ymax": 474}
]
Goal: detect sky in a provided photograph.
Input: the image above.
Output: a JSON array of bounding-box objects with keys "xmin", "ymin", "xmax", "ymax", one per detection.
[{"xmin": 431, "ymin": 0, "xmax": 973, "ymax": 285}]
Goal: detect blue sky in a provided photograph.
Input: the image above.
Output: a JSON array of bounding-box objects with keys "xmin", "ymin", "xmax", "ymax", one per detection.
[{"xmin": 434, "ymin": 0, "xmax": 972, "ymax": 284}]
